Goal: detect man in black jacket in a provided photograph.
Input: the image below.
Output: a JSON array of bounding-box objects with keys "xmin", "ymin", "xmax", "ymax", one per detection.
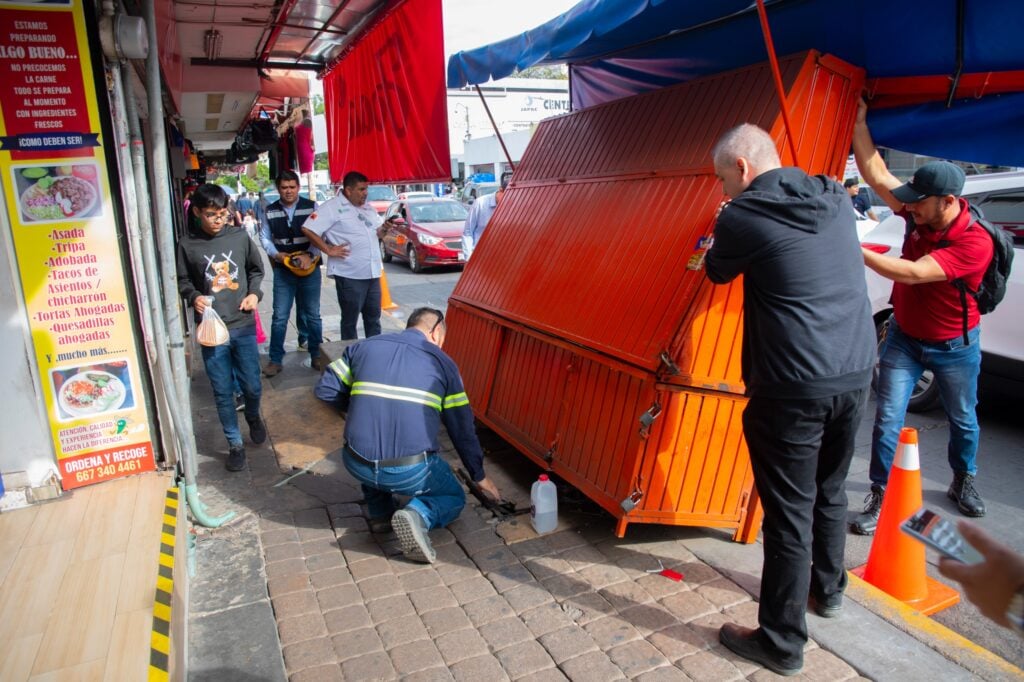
[{"xmin": 704, "ymin": 124, "xmax": 875, "ymax": 676}]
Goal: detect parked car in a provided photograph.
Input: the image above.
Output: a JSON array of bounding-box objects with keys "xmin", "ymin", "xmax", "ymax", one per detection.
[
  {"xmin": 367, "ymin": 185, "xmax": 398, "ymax": 215},
  {"xmin": 459, "ymin": 182, "xmax": 499, "ymax": 206},
  {"xmin": 379, "ymin": 199, "xmax": 468, "ymax": 273},
  {"xmin": 860, "ymin": 171, "xmax": 1024, "ymax": 411},
  {"xmin": 397, "ymin": 191, "xmax": 435, "ymax": 201}
]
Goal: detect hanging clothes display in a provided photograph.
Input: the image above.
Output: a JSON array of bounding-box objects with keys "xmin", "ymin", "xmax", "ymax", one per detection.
[{"xmin": 295, "ymin": 118, "xmax": 315, "ymax": 174}]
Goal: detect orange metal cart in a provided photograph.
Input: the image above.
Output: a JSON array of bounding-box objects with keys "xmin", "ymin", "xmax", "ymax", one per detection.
[{"xmin": 447, "ymin": 51, "xmax": 865, "ymax": 541}]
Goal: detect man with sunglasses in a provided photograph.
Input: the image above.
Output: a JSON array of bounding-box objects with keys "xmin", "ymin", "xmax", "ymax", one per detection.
[
  {"xmin": 851, "ymin": 98, "xmax": 993, "ymax": 535},
  {"xmin": 314, "ymin": 307, "xmax": 500, "ymax": 563}
]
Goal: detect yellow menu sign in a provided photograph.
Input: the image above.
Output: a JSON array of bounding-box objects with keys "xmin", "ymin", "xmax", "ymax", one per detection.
[{"xmin": 0, "ymin": 0, "xmax": 155, "ymax": 488}]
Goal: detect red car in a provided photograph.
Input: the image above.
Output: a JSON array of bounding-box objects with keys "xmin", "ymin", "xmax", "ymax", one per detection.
[
  {"xmin": 379, "ymin": 199, "xmax": 468, "ymax": 272},
  {"xmin": 367, "ymin": 185, "xmax": 398, "ymax": 215}
]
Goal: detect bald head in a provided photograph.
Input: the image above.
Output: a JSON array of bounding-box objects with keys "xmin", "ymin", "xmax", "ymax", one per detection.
[{"xmin": 711, "ymin": 124, "xmax": 782, "ymax": 198}]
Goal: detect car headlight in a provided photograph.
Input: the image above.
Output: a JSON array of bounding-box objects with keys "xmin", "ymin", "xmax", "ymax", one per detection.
[{"xmin": 417, "ymin": 233, "xmax": 443, "ymax": 246}]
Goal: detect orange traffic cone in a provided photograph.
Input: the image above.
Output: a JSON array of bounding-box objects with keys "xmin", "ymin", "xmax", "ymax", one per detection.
[
  {"xmin": 380, "ymin": 270, "xmax": 398, "ymax": 311},
  {"xmin": 851, "ymin": 427, "xmax": 959, "ymax": 615}
]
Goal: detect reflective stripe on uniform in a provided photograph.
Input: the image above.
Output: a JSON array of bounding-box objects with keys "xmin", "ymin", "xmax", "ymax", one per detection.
[
  {"xmin": 329, "ymin": 358, "xmax": 352, "ymax": 385},
  {"xmin": 443, "ymin": 392, "xmax": 469, "ymax": 409},
  {"xmin": 350, "ymin": 381, "xmax": 442, "ymax": 411}
]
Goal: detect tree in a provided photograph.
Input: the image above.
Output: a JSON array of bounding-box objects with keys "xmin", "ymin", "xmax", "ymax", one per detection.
[
  {"xmin": 314, "ymin": 152, "xmax": 329, "ymax": 170},
  {"xmin": 512, "ymin": 64, "xmax": 568, "ymax": 80},
  {"xmin": 312, "ymin": 94, "xmax": 325, "ymax": 115}
]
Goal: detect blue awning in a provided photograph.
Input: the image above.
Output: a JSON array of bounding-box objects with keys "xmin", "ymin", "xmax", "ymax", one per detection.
[{"xmin": 447, "ymin": 0, "xmax": 1024, "ymax": 166}]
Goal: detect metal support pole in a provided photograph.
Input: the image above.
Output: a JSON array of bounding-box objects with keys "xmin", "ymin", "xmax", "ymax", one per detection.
[
  {"xmin": 755, "ymin": 0, "xmax": 800, "ymax": 167},
  {"xmin": 142, "ymin": 0, "xmax": 235, "ymax": 525},
  {"xmin": 474, "ymin": 85, "xmax": 515, "ymax": 171}
]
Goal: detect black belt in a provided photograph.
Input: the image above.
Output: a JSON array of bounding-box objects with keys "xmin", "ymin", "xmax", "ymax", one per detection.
[{"xmin": 344, "ymin": 443, "xmax": 433, "ymax": 468}]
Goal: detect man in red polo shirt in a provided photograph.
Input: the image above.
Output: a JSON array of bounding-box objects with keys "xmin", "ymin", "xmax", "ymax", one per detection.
[{"xmin": 850, "ymin": 98, "xmax": 993, "ymax": 534}]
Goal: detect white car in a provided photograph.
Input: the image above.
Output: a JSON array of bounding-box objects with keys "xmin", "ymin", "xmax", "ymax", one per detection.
[
  {"xmin": 860, "ymin": 171, "xmax": 1024, "ymax": 411},
  {"xmin": 397, "ymin": 191, "xmax": 435, "ymax": 201}
]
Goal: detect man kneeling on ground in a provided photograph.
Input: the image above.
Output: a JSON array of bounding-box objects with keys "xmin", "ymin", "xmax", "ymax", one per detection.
[{"xmin": 314, "ymin": 307, "xmax": 500, "ymax": 562}]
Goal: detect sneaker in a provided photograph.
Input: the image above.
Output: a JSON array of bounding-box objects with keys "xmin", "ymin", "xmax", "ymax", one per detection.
[
  {"xmin": 248, "ymin": 418, "xmax": 267, "ymax": 445},
  {"xmin": 391, "ymin": 509, "xmax": 435, "ymax": 563},
  {"xmin": 948, "ymin": 472, "xmax": 986, "ymax": 517},
  {"xmin": 718, "ymin": 623, "xmax": 801, "ymax": 676},
  {"xmin": 368, "ymin": 517, "xmax": 393, "ymax": 534},
  {"xmin": 310, "ymin": 355, "xmax": 328, "ymax": 372},
  {"xmin": 226, "ymin": 444, "xmax": 247, "ymax": 472},
  {"xmin": 297, "ymin": 337, "xmax": 308, "ymax": 350},
  {"xmin": 263, "ymin": 362, "xmax": 283, "ymax": 377},
  {"xmin": 850, "ymin": 484, "xmax": 885, "ymax": 535},
  {"xmin": 234, "ymin": 393, "xmax": 245, "ymax": 412}
]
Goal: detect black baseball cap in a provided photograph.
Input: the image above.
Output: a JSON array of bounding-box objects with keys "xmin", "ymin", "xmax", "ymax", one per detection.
[
  {"xmin": 843, "ymin": 178, "xmax": 859, "ymax": 188},
  {"xmin": 891, "ymin": 161, "xmax": 965, "ymax": 203}
]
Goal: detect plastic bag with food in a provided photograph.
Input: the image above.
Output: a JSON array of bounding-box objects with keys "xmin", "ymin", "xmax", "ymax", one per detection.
[{"xmin": 196, "ymin": 297, "xmax": 229, "ymax": 346}]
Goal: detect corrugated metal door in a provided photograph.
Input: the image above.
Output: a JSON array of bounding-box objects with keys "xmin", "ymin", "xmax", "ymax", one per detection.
[{"xmin": 447, "ymin": 51, "xmax": 865, "ymax": 539}]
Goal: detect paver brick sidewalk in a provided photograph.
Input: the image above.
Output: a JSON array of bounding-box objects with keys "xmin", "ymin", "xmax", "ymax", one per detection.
[{"xmin": 255, "ymin": 446, "xmax": 864, "ymax": 681}]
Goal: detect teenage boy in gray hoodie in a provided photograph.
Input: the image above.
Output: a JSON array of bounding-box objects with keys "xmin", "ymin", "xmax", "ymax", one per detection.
[{"xmin": 177, "ymin": 183, "xmax": 266, "ymax": 471}]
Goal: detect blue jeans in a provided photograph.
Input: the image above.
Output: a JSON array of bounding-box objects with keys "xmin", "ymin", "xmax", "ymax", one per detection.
[
  {"xmin": 269, "ymin": 266, "xmax": 322, "ymax": 363},
  {"xmin": 870, "ymin": 320, "xmax": 981, "ymax": 486},
  {"xmin": 342, "ymin": 450, "xmax": 465, "ymax": 529},
  {"xmin": 334, "ymin": 276, "xmax": 381, "ymax": 340},
  {"xmin": 201, "ymin": 327, "xmax": 262, "ymax": 446}
]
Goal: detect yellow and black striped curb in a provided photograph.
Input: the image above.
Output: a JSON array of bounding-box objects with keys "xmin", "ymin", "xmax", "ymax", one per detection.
[{"xmin": 148, "ymin": 486, "xmax": 178, "ymax": 681}]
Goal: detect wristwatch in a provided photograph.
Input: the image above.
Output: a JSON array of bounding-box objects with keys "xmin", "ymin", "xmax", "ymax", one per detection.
[{"xmin": 1008, "ymin": 587, "xmax": 1024, "ymax": 634}]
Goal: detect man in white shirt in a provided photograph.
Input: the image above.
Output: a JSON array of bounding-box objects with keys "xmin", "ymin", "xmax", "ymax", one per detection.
[
  {"xmin": 461, "ymin": 171, "xmax": 510, "ymax": 261},
  {"xmin": 303, "ymin": 171, "xmax": 398, "ymax": 340}
]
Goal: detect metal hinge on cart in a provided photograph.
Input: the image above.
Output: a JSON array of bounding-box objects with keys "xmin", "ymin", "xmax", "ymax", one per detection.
[
  {"xmin": 658, "ymin": 351, "xmax": 681, "ymax": 376},
  {"xmin": 638, "ymin": 401, "xmax": 662, "ymax": 439}
]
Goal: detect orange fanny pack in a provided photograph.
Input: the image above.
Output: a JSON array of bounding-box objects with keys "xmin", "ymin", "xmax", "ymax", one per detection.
[{"xmin": 282, "ymin": 252, "xmax": 320, "ymax": 276}]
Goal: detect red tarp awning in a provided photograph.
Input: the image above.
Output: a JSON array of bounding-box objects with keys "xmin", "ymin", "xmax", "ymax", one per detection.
[{"xmin": 322, "ymin": 0, "xmax": 450, "ymax": 184}]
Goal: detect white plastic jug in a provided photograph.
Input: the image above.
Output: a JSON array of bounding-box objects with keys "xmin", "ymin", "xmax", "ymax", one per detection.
[{"xmin": 530, "ymin": 474, "xmax": 558, "ymax": 534}]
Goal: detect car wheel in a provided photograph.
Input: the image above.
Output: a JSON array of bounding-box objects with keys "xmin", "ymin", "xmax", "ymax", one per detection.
[
  {"xmin": 407, "ymin": 244, "xmax": 423, "ymax": 273},
  {"xmin": 871, "ymin": 316, "xmax": 941, "ymax": 413},
  {"xmin": 379, "ymin": 240, "xmax": 391, "ymax": 263}
]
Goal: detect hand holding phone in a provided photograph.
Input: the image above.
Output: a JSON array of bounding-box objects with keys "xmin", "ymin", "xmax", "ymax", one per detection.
[{"xmin": 901, "ymin": 507, "xmax": 984, "ymax": 564}]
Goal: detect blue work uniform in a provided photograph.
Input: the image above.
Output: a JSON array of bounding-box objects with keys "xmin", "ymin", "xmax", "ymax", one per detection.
[{"xmin": 314, "ymin": 329, "xmax": 485, "ymax": 527}]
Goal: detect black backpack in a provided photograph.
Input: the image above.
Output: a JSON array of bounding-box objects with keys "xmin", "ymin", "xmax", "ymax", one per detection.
[{"xmin": 935, "ymin": 203, "xmax": 1015, "ymax": 343}]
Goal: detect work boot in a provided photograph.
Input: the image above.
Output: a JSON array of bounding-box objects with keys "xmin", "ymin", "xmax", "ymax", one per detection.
[
  {"xmin": 263, "ymin": 362, "xmax": 282, "ymax": 377},
  {"xmin": 248, "ymin": 418, "xmax": 267, "ymax": 445},
  {"xmin": 310, "ymin": 354, "xmax": 328, "ymax": 372},
  {"xmin": 948, "ymin": 472, "xmax": 986, "ymax": 517},
  {"xmin": 392, "ymin": 509, "xmax": 435, "ymax": 563},
  {"xmin": 809, "ymin": 594, "xmax": 843, "ymax": 618},
  {"xmin": 850, "ymin": 484, "xmax": 885, "ymax": 535},
  {"xmin": 718, "ymin": 623, "xmax": 801, "ymax": 676},
  {"xmin": 297, "ymin": 336, "xmax": 308, "ymax": 350},
  {"xmin": 226, "ymin": 444, "xmax": 246, "ymax": 472},
  {"xmin": 368, "ymin": 517, "xmax": 393, "ymax": 534}
]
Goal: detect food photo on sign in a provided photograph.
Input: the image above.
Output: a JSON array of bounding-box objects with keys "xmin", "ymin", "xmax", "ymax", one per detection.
[
  {"xmin": 50, "ymin": 359, "xmax": 135, "ymax": 421},
  {"xmin": 12, "ymin": 162, "xmax": 101, "ymax": 223}
]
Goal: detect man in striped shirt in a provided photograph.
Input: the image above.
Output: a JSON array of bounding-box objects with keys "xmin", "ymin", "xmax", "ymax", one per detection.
[{"xmin": 314, "ymin": 307, "xmax": 500, "ymax": 563}]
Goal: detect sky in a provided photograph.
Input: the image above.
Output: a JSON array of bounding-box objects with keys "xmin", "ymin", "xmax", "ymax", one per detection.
[{"xmin": 441, "ymin": 0, "xmax": 582, "ymax": 58}]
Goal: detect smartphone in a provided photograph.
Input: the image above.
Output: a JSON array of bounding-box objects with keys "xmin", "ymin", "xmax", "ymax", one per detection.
[{"xmin": 901, "ymin": 507, "xmax": 984, "ymax": 564}]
